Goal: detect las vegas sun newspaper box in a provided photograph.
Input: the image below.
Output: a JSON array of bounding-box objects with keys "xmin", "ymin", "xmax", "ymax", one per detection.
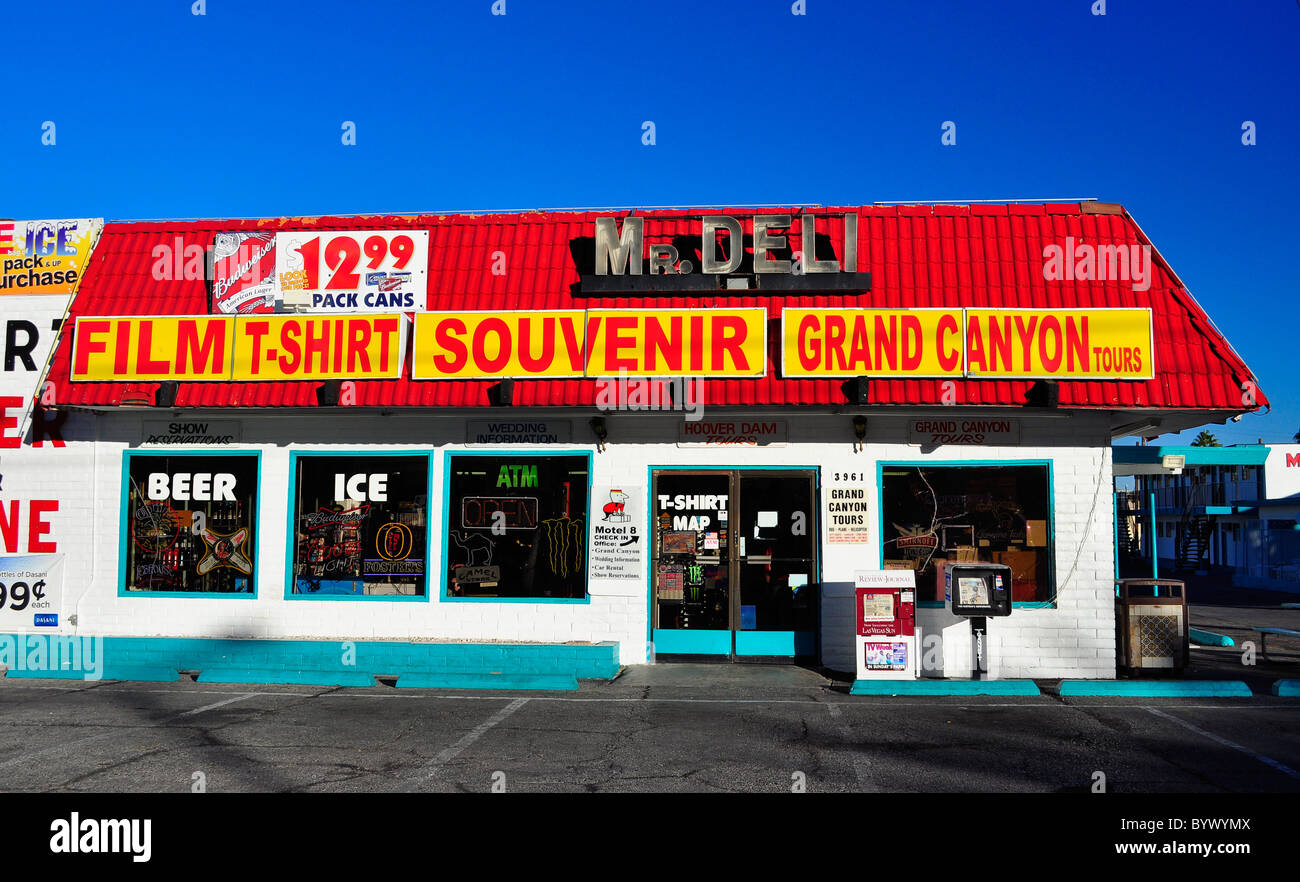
[{"xmin": 854, "ymin": 570, "xmax": 918, "ymax": 680}]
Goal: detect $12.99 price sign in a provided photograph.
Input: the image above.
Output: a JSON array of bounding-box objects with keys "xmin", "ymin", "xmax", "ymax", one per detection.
[{"xmin": 276, "ymin": 230, "xmax": 430, "ymax": 312}]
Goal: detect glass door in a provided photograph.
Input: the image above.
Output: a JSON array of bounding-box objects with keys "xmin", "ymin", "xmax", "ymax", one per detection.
[
  {"xmin": 650, "ymin": 469, "xmax": 818, "ymax": 659},
  {"xmin": 651, "ymin": 471, "xmax": 734, "ymax": 656},
  {"xmin": 735, "ymin": 471, "xmax": 818, "ymax": 658}
]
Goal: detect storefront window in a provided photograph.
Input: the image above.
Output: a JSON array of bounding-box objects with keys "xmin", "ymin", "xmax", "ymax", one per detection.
[
  {"xmin": 122, "ymin": 452, "xmax": 259, "ymax": 595},
  {"xmin": 289, "ymin": 454, "xmax": 429, "ymax": 598},
  {"xmin": 881, "ymin": 463, "xmax": 1053, "ymax": 604},
  {"xmin": 444, "ymin": 453, "xmax": 589, "ymax": 600}
]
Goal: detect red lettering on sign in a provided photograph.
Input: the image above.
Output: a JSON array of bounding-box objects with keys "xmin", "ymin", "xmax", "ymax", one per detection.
[
  {"xmin": 28, "ymin": 499, "xmax": 57, "ymax": 553},
  {"xmin": 473, "ymin": 317, "xmax": 512, "ymax": 374},
  {"xmin": 176, "ymin": 319, "xmax": 225, "ymax": 375},
  {"xmin": 278, "ymin": 321, "xmax": 302, "ymax": 374},
  {"xmin": 73, "ymin": 320, "xmax": 111, "ymax": 377},
  {"xmin": 798, "ymin": 314, "xmax": 821, "ymax": 371},
  {"xmin": 0, "ymin": 500, "xmax": 16, "ymax": 550},
  {"xmin": 715, "ymin": 315, "xmax": 748, "ymax": 372},
  {"xmin": 517, "ymin": 316, "xmax": 556, "ymax": 372},
  {"xmin": 0, "ymin": 499, "xmax": 57, "ymax": 552},
  {"xmin": 374, "ymin": 317, "xmax": 399, "ymax": 372},
  {"xmin": 346, "ymin": 319, "xmax": 373, "ymax": 373},
  {"xmin": 305, "ymin": 319, "xmax": 330, "ymax": 374},
  {"xmin": 0, "ymin": 396, "xmax": 21, "ymax": 449},
  {"xmin": 604, "ymin": 316, "xmax": 638, "ymax": 371},
  {"xmin": 245, "ymin": 320, "xmax": 271, "ymax": 376},
  {"xmin": 645, "ymin": 315, "xmax": 682, "ymax": 372},
  {"xmin": 433, "ymin": 319, "xmax": 468, "ymax": 373},
  {"xmin": 1066, "ymin": 315, "xmax": 1089, "ymax": 371},
  {"xmin": 937, "ymin": 313, "xmax": 961, "ymax": 372}
]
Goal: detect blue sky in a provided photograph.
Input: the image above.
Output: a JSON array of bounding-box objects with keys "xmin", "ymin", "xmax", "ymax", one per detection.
[{"xmin": 3, "ymin": 0, "xmax": 1296, "ymax": 445}]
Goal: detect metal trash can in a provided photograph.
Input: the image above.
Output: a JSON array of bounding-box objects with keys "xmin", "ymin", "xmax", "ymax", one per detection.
[{"xmin": 1115, "ymin": 578, "xmax": 1189, "ymax": 674}]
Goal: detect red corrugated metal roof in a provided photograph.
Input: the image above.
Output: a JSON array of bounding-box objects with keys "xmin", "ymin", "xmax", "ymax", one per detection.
[{"xmin": 44, "ymin": 204, "xmax": 1268, "ymax": 412}]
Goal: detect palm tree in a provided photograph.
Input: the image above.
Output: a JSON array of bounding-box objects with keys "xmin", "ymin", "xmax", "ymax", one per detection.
[{"xmin": 1191, "ymin": 430, "xmax": 1221, "ymax": 447}]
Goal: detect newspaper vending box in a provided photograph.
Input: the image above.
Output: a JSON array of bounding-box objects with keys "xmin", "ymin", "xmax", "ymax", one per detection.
[
  {"xmin": 854, "ymin": 570, "xmax": 918, "ymax": 680},
  {"xmin": 944, "ymin": 563, "xmax": 1013, "ymax": 679}
]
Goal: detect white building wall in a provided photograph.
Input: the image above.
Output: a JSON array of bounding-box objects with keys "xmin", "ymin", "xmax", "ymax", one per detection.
[{"xmin": 6, "ymin": 408, "xmax": 1116, "ymax": 677}]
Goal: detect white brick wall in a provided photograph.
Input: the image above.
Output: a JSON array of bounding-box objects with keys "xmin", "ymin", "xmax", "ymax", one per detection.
[{"xmin": 1, "ymin": 408, "xmax": 1117, "ymax": 676}]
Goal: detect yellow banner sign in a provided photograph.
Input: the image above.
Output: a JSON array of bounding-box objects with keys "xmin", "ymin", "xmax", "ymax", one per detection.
[
  {"xmin": 783, "ymin": 308, "xmax": 1153, "ymax": 379},
  {"xmin": 0, "ymin": 219, "xmax": 103, "ymax": 295},
  {"xmin": 231, "ymin": 315, "xmax": 405, "ymax": 380},
  {"xmin": 412, "ymin": 311, "xmax": 586, "ymax": 379},
  {"xmin": 71, "ymin": 316, "xmax": 235, "ymax": 381},
  {"xmin": 964, "ymin": 309, "xmax": 1153, "ymax": 378},
  {"xmin": 783, "ymin": 309, "xmax": 963, "ymax": 377},
  {"xmin": 584, "ymin": 309, "xmax": 767, "ymax": 377},
  {"xmin": 412, "ymin": 309, "xmax": 768, "ymax": 378}
]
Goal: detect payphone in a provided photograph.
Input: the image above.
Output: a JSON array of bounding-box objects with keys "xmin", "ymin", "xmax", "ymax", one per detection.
[
  {"xmin": 944, "ymin": 563, "xmax": 1013, "ymax": 679},
  {"xmin": 853, "ymin": 570, "xmax": 917, "ymax": 680}
]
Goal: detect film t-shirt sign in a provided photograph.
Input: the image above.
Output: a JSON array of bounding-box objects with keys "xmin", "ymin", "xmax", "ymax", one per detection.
[
  {"xmin": 290, "ymin": 454, "xmax": 429, "ymax": 597},
  {"xmin": 123, "ymin": 453, "xmax": 259, "ymax": 594}
]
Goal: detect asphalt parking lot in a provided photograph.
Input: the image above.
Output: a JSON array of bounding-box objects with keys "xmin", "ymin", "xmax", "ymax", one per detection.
[{"xmin": 0, "ymin": 662, "xmax": 1296, "ymax": 794}]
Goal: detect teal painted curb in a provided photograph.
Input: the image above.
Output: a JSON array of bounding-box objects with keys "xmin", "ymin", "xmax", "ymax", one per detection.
[
  {"xmin": 197, "ymin": 668, "xmax": 376, "ymax": 687},
  {"xmin": 1060, "ymin": 680, "xmax": 1252, "ymax": 697},
  {"xmin": 1189, "ymin": 628, "xmax": 1235, "ymax": 647},
  {"xmin": 1282, "ymin": 603, "xmax": 1300, "ymax": 609},
  {"xmin": 3, "ymin": 668, "xmax": 98, "ymax": 681},
  {"xmin": 849, "ymin": 680, "xmax": 1041, "ymax": 696},
  {"xmin": 101, "ymin": 666, "xmax": 181, "ymax": 682},
  {"xmin": 1273, "ymin": 680, "xmax": 1300, "ymax": 697},
  {"xmin": 395, "ymin": 673, "xmax": 578, "ymax": 691},
  {"xmin": 0, "ymin": 635, "xmax": 621, "ymax": 685}
]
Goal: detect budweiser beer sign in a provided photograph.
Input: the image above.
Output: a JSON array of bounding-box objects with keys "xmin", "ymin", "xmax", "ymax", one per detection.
[{"xmin": 211, "ymin": 232, "xmax": 277, "ymax": 314}]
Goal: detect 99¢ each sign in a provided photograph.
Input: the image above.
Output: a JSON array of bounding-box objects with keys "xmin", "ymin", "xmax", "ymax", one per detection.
[
  {"xmin": 276, "ymin": 231, "xmax": 429, "ymax": 312},
  {"xmin": 0, "ymin": 554, "xmax": 63, "ymax": 629}
]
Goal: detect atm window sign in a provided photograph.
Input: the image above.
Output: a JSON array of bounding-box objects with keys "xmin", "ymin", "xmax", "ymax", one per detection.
[{"xmin": 34, "ymin": 614, "xmax": 58, "ymax": 627}]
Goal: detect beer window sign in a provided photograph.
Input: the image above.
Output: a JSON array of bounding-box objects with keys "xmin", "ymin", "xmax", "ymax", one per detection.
[
  {"xmin": 288, "ymin": 454, "xmax": 430, "ymax": 599},
  {"xmin": 121, "ymin": 452, "xmax": 260, "ymax": 595},
  {"xmin": 445, "ymin": 453, "xmax": 590, "ymax": 601}
]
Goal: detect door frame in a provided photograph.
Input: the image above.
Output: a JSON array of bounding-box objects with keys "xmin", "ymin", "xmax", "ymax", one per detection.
[{"xmin": 647, "ymin": 465, "xmax": 821, "ymax": 660}]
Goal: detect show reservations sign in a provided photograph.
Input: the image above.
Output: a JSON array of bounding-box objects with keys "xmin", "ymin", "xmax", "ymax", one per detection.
[
  {"xmin": 69, "ymin": 307, "xmax": 1154, "ymax": 382},
  {"xmin": 783, "ymin": 308, "xmax": 1153, "ymax": 379}
]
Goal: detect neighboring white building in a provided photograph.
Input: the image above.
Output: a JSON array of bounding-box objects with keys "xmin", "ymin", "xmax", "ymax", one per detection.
[{"xmin": 1117, "ymin": 444, "xmax": 1300, "ymax": 588}]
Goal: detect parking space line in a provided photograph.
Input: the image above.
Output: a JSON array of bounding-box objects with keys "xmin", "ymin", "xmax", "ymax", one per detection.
[
  {"xmin": 0, "ymin": 691, "xmax": 260, "ymax": 773},
  {"xmin": 1143, "ymin": 706, "xmax": 1300, "ymax": 781},
  {"xmin": 391, "ymin": 698, "xmax": 529, "ymax": 790},
  {"xmin": 176, "ymin": 693, "xmax": 258, "ymax": 717}
]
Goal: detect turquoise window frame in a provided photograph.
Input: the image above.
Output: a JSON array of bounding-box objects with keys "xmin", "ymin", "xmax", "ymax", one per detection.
[
  {"xmin": 284, "ymin": 450, "xmax": 434, "ymax": 603},
  {"xmin": 441, "ymin": 450, "xmax": 593, "ymax": 604},
  {"xmin": 119, "ymin": 449, "xmax": 262, "ymax": 599},
  {"xmin": 644, "ymin": 464, "xmax": 824, "ymax": 649},
  {"xmin": 877, "ymin": 459, "xmax": 1057, "ymax": 610}
]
